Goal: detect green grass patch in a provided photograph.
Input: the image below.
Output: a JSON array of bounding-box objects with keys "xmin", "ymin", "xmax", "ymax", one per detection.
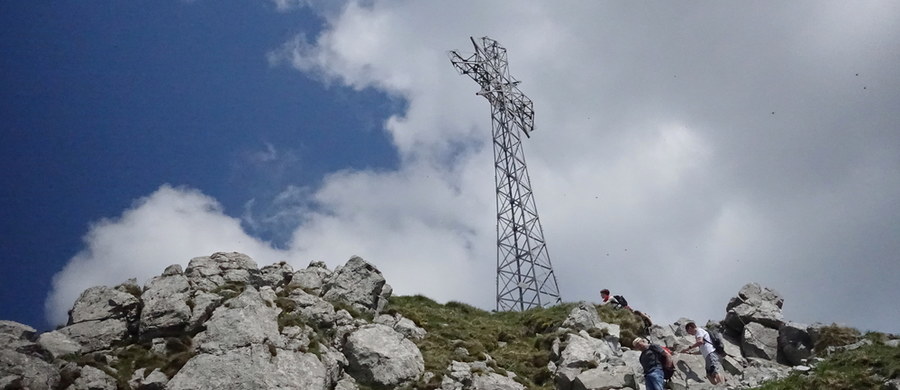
[
  {"xmin": 386, "ymin": 295, "xmax": 586, "ymax": 390},
  {"xmin": 814, "ymin": 324, "xmax": 861, "ymax": 353},
  {"xmin": 755, "ymin": 341, "xmax": 900, "ymax": 390},
  {"xmin": 211, "ymin": 281, "xmax": 247, "ymax": 300}
]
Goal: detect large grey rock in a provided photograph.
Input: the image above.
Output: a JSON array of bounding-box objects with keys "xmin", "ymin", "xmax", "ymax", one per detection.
[
  {"xmin": 374, "ymin": 314, "xmax": 427, "ymax": 341},
  {"xmin": 184, "ymin": 252, "xmax": 262, "ymax": 292},
  {"xmin": 724, "ymin": 283, "xmax": 785, "ymax": 332},
  {"xmin": 334, "ymin": 374, "xmax": 360, "ymax": 390},
  {"xmin": 167, "ymin": 344, "xmax": 328, "ymax": 390},
  {"xmin": 140, "ymin": 265, "xmax": 192, "ymax": 338},
  {"xmin": 442, "ymin": 359, "xmax": 524, "ymax": 390},
  {"xmin": 68, "ymin": 285, "xmax": 140, "ymax": 325},
  {"xmin": 260, "ymin": 262, "xmax": 294, "ymax": 287},
  {"xmin": 129, "ymin": 368, "xmax": 168, "ymax": 390},
  {"xmin": 70, "ymin": 365, "xmax": 116, "ymax": 390},
  {"xmin": 281, "ymin": 288, "xmax": 338, "ymax": 327},
  {"xmin": 0, "ymin": 320, "xmax": 36, "ymax": 341},
  {"xmin": 558, "ymin": 331, "xmax": 614, "ymax": 369},
  {"xmin": 322, "ymin": 256, "xmax": 392, "ymax": 314},
  {"xmin": 667, "ymin": 352, "xmax": 710, "ymax": 389},
  {"xmin": 738, "ymin": 357, "xmax": 791, "ymax": 388},
  {"xmin": 742, "ymin": 322, "xmax": 779, "ymax": 360},
  {"xmin": 186, "ymin": 291, "xmax": 222, "ymax": 333},
  {"xmin": 320, "ymin": 345, "xmax": 349, "ymax": 388},
  {"xmin": 0, "ymin": 348, "xmax": 60, "ymax": 390},
  {"xmin": 886, "ymin": 378, "xmax": 900, "ymax": 390},
  {"xmin": 571, "ymin": 364, "xmax": 634, "ymax": 390},
  {"xmin": 471, "ymin": 372, "xmax": 526, "ymax": 390},
  {"xmin": 554, "ymin": 367, "xmax": 580, "ymax": 390},
  {"xmin": 194, "ymin": 286, "xmax": 282, "ymax": 354},
  {"xmin": 343, "ymin": 323, "xmax": 424, "ymax": 387},
  {"xmin": 58, "ymin": 318, "xmax": 129, "ymax": 352},
  {"xmin": 288, "ymin": 261, "xmax": 332, "ymax": 295},
  {"xmin": 36, "ymin": 331, "xmax": 81, "ymax": 358},
  {"xmin": 561, "ymin": 302, "xmax": 603, "ymax": 331},
  {"xmin": 779, "ymin": 322, "xmax": 813, "ymax": 365}
]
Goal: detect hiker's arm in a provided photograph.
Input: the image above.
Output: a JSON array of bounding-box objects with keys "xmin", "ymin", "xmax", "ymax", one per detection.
[{"xmin": 680, "ymin": 338, "xmax": 703, "ymax": 353}]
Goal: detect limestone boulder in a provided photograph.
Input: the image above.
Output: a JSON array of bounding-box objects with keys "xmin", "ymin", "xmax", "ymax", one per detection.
[
  {"xmin": 68, "ymin": 285, "xmax": 140, "ymax": 325},
  {"xmin": 779, "ymin": 322, "xmax": 813, "ymax": 365},
  {"xmin": 667, "ymin": 352, "xmax": 710, "ymax": 389},
  {"xmin": 557, "ymin": 331, "xmax": 615, "ymax": 369},
  {"xmin": 334, "ymin": 374, "xmax": 360, "ymax": 390},
  {"xmin": 738, "ymin": 357, "xmax": 791, "ymax": 388},
  {"xmin": 442, "ymin": 359, "xmax": 525, "ymax": 390},
  {"xmin": 260, "ymin": 262, "xmax": 294, "ymax": 287},
  {"xmin": 571, "ymin": 364, "xmax": 635, "ymax": 390},
  {"xmin": 561, "ymin": 302, "xmax": 603, "ymax": 331},
  {"xmin": 129, "ymin": 368, "xmax": 168, "ymax": 390},
  {"xmin": 281, "ymin": 288, "xmax": 338, "ymax": 327},
  {"xmin": 184, "ymin": 252, "xmax": 262, "ymax": 292},
  {"xmin": 724, "ymin": 283, "xmax": 785, "ymax": 333},
  {"xmin": 343, "ymin": 324, "xmax": 424, "ymax": 387},
  {"xmin": 58, "ymin": 318, "xmax": 129, "ymax": 352},
  {"xmin": 167, "ymin": 344, "xmax": 328, "ymax": 390},
  {"xmin": 0, "ymin": 320, "xmax": 36, "ymax": 341},
  {"xmin": 374, "ymin": 313, "xmax": 427, "ymax": 341},
  {"xmin": 193, "ymin": 286, "xmax": 283, "ymax": 354},
  {"xmin": 322, "ymin": 256, "xmax": 392, "ymax": 314},
  {"xmin": 36, "ymin": 331, "xmax": 81, "ymax": 358},
  {"xmin": 742, "ymin": 322, "xmax": 779, "ymax": 360},
  {"xmin": 471, "ymin": 372, "xmax": 525, "ymax": 390},
  {"xmin": 288, "ymin": 261, "xmax": 332, "ymax": 295},
  {"xmin": 186, "ymin": 290, "xmax": 222, "ymax": 333},
  {"xmin": 70, "ymin": 365, "xmax": 116, "ymax": 390},
  {"xmin": 140, "ymin": 264, "xmax": 192, "ymax": 338},
  {"xmin": 0, "ymin": 348, "xmax": 60, "ymax": 390},
  {"xmin": 320, "ymin": 345, "xmax": 349, "ymax": 388}
]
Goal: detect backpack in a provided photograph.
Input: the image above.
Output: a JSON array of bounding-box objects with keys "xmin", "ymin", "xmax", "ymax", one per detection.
[
  {"xmin": 613, "ymin": 295, "xmax": 628, "ymax": 307},
  {"xmin": 706, "ymin": 329, "xmax": 726, "ymax": 356},
  {"xmin": 655, "ymin": 345, "xmax": 676, "ymax": 380}
]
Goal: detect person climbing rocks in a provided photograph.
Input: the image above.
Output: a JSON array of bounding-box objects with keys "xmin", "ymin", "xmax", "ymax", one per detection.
[
  {"xmin": 633, "ymin": 337, "xmax": 673, "ymax": 390},
  {"xmin": 599, "ymin": 289, "xmax": 630, "ymax": 310},
  {"xmin": 680, "ymin": 322, "xmax": 724, "ymax": 385}
]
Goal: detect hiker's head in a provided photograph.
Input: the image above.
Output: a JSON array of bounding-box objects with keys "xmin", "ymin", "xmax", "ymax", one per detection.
[
  {"xmin": 600, "ymin": 289, "xmax": 610, "ymax": 298},
  {"xmin": 632, "ymin": 337, "xmax": 649, "ymax": 350},
  {"xmin": 685, "ymin": 322, "xmax": 697, "ymax": 335}
]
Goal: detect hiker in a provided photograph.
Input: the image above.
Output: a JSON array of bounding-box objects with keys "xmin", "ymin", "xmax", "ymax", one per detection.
[
  {"xmin": 599, "ymin": 289, "xmax": 631, "ymax": 310},
  {"xmin": 680, "ymin": 322, "xmax": 724, "ymax": 385},
  {"xmin": 634, "ymin": 310, "xmax": 654, "ymax": 333},
  {"xmin": 633, "ymin": 337, "xmax": 673, "ymax": 390}
]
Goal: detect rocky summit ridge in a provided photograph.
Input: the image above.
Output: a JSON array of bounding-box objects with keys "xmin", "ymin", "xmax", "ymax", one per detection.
[{"xmin": 1, "ymin": 252, "xmax": 898, "ymax": 390}]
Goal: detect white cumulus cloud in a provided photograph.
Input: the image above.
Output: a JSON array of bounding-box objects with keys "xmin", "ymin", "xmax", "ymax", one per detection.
[{"xmin": 47, "ymin": 1, "xmax": 900, "ymax": 333}]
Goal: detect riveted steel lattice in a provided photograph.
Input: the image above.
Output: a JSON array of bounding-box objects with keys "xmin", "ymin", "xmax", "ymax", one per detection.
[{"xmin": 449, "ymin": 37, "xmax": 561, "ymax": 311}]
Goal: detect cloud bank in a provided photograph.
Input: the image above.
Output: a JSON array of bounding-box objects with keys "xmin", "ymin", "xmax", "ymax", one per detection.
[{"xmin": 48, "ymin": 1, "xmax": 900, "ymax": 332}]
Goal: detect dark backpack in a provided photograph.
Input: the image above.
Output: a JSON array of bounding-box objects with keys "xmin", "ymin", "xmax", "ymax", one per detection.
[
  {"xmin": 707, "ymin": 329, "xmax": 726, "ymax": 356},
  {"xmin": 613, "ymin": 295, "xmax": 628, "ymax": 307}
]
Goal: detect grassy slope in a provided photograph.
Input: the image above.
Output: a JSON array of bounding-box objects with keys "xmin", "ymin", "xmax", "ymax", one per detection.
[
  {"xmin": 385, "ymin": 295, "xmax": 646, "ymax": 390},
  {"xmin": 756, "ymin": 331, "xmax": 900, "ymax": 390},
  {"xmin": 387, "ymin": 296, "xmax": 899, "ymax": 390}
]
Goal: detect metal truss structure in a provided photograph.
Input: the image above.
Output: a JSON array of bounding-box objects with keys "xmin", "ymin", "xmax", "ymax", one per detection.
[{"xmin": 449, "ymin": 37, "xmax": 561, "ymax": 311}]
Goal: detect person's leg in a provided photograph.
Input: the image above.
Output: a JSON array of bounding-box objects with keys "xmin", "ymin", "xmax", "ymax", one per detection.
[
  {"xmin": 644, "ymin": 370, "xmax": 665, "ymax": 390},
  {"xmin": 705, "ymin": 354, "xmax": 724, "ymax": 384}
]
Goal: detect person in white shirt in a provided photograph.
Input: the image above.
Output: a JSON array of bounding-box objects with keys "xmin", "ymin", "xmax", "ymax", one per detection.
[
  {"xmin": 680, "ymin": 322, "xmax": 724, "ymax": 384},
  {"xmin": 598, "ymin": 289, "xmax": 626, "ymax": 309}
]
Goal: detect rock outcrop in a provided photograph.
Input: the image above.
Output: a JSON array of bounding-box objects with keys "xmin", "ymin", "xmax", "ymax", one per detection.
[{"xmin": 2, "ymin": 253, "xmax": 892, "ymax": 390}]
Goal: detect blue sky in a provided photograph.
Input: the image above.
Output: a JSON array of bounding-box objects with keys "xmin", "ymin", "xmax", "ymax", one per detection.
[
  {"xmin": 1, "ymin": 1, "xmax": 398, "ymax": 329},
  {"xmin": 2, "ymin": 1, "xmax": 899, "ymax": 334}
]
